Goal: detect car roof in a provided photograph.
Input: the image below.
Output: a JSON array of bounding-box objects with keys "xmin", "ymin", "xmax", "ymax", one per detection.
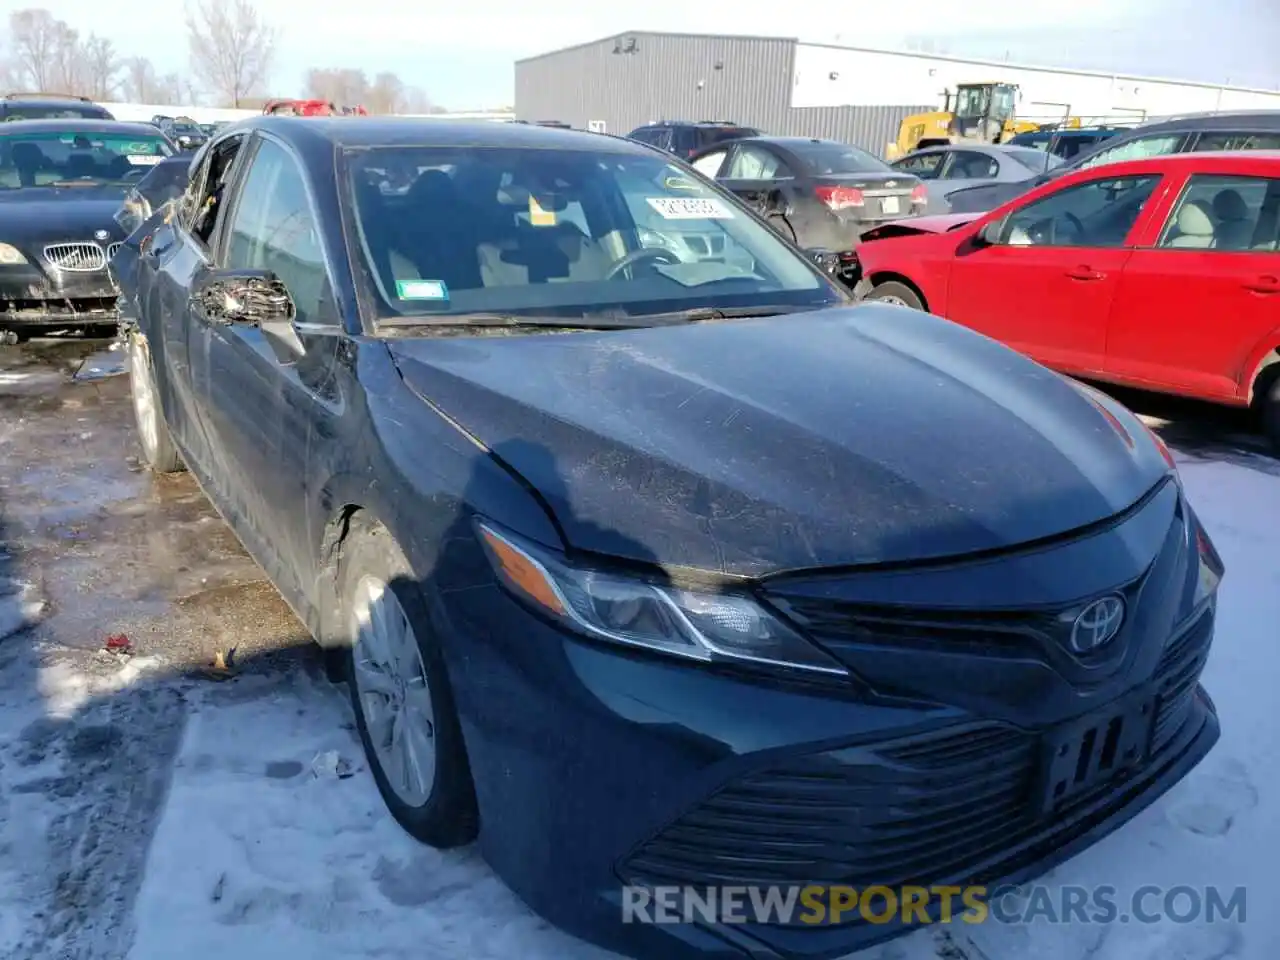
[
  {"xmin": 0, "ymin": 118, "xmax": 164, "ymax": 136},
  {"xmin": 1064, "ymin": 150, "xmax": 1280, "ymax": 177},
  {"xmin": 635, "ymin": 120, "xmax": 754, "ymax": 129},
  {"xmin": 240, "ymin": 116, "xmax": 655, "ymax": 154},
  {"xmin": 2, "ymin": 95, "xmax": 99, "ymax": 106}
]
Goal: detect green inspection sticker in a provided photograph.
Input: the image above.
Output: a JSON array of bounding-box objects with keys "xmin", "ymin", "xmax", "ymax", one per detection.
[{"xmin": 396, "ymin": 279, "xmax": 449, "ymax": 300}]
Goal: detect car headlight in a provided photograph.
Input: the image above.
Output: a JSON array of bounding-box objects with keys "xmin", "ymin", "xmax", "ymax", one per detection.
[
  {"xmin": 475, "ymin": 519, "xmax": 847, "ymax": 676},
  {"xmin": 1187, "ymin": 509, "xmax": 1224, "ymax": 611},
  {"xmin": 0, "ymin": 243, "xmax": 27, "ymax": 265}
]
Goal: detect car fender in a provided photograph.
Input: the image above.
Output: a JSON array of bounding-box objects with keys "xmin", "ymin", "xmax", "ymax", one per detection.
[
  {"xmin": 1241, "ymin": 329, "xmax": 1280, "ymax": 404},
  {"xmin": 854, "ymin": 234, "xmax": 955, "ymax": 312}
]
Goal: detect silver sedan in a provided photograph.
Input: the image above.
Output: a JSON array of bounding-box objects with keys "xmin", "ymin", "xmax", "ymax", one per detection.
[{"xmin": 889, "ymin": 143, "xmax": 1062, "ymax": 214}]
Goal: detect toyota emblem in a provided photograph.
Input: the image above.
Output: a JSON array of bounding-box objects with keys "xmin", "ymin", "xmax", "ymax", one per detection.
[
  {"xmin": 1069, "ymin": 596, "xmax": 1125, "ymax": 654},
  {"xmin": 94, "ymin": 229, "xmax": 111, "ymax": 241},
  {"xmin": 885, "ymin": 180, "xmax": 897, "ymax": 188}
]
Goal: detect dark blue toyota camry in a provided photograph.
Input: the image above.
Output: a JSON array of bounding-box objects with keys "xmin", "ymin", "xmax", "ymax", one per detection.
[{"xmin": 110, "ymin": 117, "xmax": 1222, "ymax": 960}]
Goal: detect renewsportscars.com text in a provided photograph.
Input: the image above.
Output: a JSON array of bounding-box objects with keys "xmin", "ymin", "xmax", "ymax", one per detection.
[{"xmin": 621, "ymin": 883, "xmax": 1247, "ymax": 927}]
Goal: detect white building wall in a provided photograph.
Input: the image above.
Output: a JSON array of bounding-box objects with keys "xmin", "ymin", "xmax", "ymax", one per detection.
[{"xmin": 792, "ymin": 45, "xmax": 1280, "ymax": 123}]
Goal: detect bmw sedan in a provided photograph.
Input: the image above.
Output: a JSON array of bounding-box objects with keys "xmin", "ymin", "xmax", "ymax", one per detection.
[{"xmin": 111, "ymin": 117, "xmax": 1222, "ymax": 960}]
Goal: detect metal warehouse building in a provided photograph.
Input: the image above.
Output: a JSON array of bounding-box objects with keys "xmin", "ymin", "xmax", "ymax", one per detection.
[
  {"xmin": 515, "ymin": 31, "xmax": 1280, "ymax": 157},
  {"xmin": 514, "ymin": 32, "xmax": 932, "ymax": 155}
]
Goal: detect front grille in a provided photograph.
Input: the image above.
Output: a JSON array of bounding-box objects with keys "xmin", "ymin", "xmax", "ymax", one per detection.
[
  {"xmin": 106, "ymin": 241, "xmax": 123, "ymax": 259},
  {"xmin": 623, "ymin": 610, "xmax": 1215, "ymax": 904},
  {"xmin": 1153, "ymin": 609, "xmax": 1213, "ymax": 750},
  {"xmin": 44, "ymin": 243, "xmax": 107, "ymax": 272}
]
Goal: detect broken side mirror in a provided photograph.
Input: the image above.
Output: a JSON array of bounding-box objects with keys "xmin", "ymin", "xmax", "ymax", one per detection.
[{"xmin": 191, "ymin": 270, "xmax": 305, "ymax": 364}]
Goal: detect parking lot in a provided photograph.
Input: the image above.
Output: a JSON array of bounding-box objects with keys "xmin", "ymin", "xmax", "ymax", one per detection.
[{"xmin": 0, "ymin": 335, "xmax": 1275, "ymax": 960}]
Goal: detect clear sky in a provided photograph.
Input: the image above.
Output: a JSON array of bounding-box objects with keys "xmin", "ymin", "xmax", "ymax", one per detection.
[{"xmin": 8, "ymin": 0, "xmax": 1280, "ymax": 108}]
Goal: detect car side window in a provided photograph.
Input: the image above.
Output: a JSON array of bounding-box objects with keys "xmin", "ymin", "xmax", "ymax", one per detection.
[
  {"xmin": 223, "ymin": 139, "xmax": 336, "ymax": 324},
  {"xmin": 1077, "ymin": 134, "xmax": 1185, "ymax": 170},
  {"xmin": 183, "ymin": 135, "xmax": 247, "ymax": 247},
  {"xmin": 997, "ymin": 175, "xmax": 1161, "ymax": 248},
  {"xmin": 893, "ymin": 153, "xmax": 943, "ymax": 179},
  {"xmin": 1190, "ymin": 132, "xmax": 1280, "ymax": 152},
  {"xmin": 725, "ymin": 145, "xmax": 791, "ymax": 180},
  {"xmin": 653, "ymin": 128, "xmax": 674, "ymax": 152},
  {"xmin": 691, "ymin": 148, "xmax": 729, "ymax": 178},
  {"xmin": 1157, "ymin": 174, "xmax": 1280, "ymax": 252},
  {"xmin": 945, "ymin": 151, "xmax": 999, "ymax": 179}
]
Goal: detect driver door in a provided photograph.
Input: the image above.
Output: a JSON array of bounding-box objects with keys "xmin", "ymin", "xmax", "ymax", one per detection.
[{"xmin": 946, "ymin": 173, "xmax": 1163, "ymax": 375}]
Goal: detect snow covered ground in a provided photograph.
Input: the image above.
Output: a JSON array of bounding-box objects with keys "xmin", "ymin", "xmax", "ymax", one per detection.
[{"xmin": 0, "ymin": 445, "xmax": 1275, "ymax": 960}]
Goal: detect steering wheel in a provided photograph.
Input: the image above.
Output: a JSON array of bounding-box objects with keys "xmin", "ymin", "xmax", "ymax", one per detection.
[
  {"xmin": 121, "ymin": 168, "xmax": 148, "ymax": 182},
  {"xmin": 604, "ymin": 247, "xmax": 681, "ymax": 281}
]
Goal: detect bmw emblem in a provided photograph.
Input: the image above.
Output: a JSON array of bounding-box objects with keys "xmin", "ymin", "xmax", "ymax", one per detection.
[
  {"xmin": 1069, "ymin": 596, "xmax": 1125, "ymax": 654},
  {"xmin": 94, "ymin": 229, "xmax": 111, "ymax": 241}
]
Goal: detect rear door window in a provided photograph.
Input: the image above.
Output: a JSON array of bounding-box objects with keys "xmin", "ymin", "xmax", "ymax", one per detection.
[
  {"xmin": 893, "ymin": 152, "xmax": 944, "ymax": 179},
  {"xmin": 1157, "ymin": 174, "xmax": 1280, "ymax": 251},
  {"xmin": 944, "ymin": 151, "xmax": 999, "ymax": 179},
  {"xmin": 1076, "ymin": 134, "xmax": 1188, "ymax": 170},
  {"xmin": 725, "ymin": 144, "xmax": 792, "ymax": 180},
  {"xmin": 1190, "ymin": 132, "xmax": 1280, "ymax": 152}
]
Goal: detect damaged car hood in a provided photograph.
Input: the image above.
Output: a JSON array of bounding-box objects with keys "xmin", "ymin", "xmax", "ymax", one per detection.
[{"xmin": 387, "ymin": 306, "xmax": 1168, "ymax": 576}]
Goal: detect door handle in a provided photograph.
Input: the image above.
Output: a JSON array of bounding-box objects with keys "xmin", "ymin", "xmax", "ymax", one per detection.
[
  {"xmin": 1066, "ymin": 266, "xmax": 1105, "ymax": 281},
  {"xmin": 1244, "ymin": 275, "xmax": 1280, "ymax": 294}
]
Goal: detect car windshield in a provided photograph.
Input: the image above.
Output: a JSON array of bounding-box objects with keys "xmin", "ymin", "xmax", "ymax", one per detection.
[
  {"xmin": 0, "ymin": 130, "xmax": 174, "ymax": 190},
  {"xmin": 347, "ymin": 145, "xmax": 839, "ymax": 323},
  {"xmin": 170, "ymin": 122, "xmax": 202, "ymax": 135},
  {"xmin": 793, "ymin": 142, "xmax": 889, "ymax": 176}
]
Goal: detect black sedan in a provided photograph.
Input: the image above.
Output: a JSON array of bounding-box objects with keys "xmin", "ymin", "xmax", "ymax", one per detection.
[
  {"xmin": 688, "ymin": 136, "xmax": 927, "ymax": 253},
  {"xmin": 0, "ymin": 118, "xmax": 176, "ymax": 337},
  {"xmin": 111, "ymin": 117, "xmax": 1221, "ymax": 960}
]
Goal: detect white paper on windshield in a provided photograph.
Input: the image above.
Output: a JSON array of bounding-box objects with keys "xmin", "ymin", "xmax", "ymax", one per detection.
[
  {"xmin": 126, "ymin": 155, "xmax": 164, "ymax": 165},
  {"xmin": 645, "ymin": 197, "xmax": 734, "ymax": 220}
]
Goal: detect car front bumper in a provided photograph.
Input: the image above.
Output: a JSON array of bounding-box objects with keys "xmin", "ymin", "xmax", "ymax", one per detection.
[
  {"xmin": 0, "ymin": 263, "xmax": 120, "ymax": 327},
  {"xmin": 436, "ymin": 484, "xmax": 1219, "ymax": 960}
]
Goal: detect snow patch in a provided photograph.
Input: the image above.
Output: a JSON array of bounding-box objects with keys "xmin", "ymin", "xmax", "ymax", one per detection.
[{"xmin": 127, "ymin": 673, "xmax": 610, "ymax": 960}]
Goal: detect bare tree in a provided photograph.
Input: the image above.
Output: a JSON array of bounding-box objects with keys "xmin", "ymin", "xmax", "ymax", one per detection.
[
  {"xmin": 304, "ymin": 67, "xmax": 369, "ymax": 108},
  {"xmin": 300, "ymin": 67, "xmax": 434, "ymax": 114},
  {"xmin": 122, "ymin": 56, "xmax": 158, "ymax": 102},
  {"xmin": 46, "ymin": 19, "xmax": 85, "ymax": 95},
  {"xmin": 0, "ymin": 57, "xmax": 19, "ymax": 91},
  {"xmin": 185, "ymin": 0, "xmax": 277, "ymax": 106},
  {"xmin": 82, "ymin": 34, "xmax": 119, "ymax": 101},
  {"xmin": 7, "ymin": 8, "xmax": 60, "ymax": 90}
]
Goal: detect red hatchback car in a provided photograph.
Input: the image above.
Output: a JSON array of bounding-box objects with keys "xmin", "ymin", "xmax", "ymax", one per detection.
[{"xmin": 851, "ymin": 152, "xmax": 1280, "ymax": 449}]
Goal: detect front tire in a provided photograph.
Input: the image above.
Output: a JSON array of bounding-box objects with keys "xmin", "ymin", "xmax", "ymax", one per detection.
[
  {"xmin": 867, "ymin": 280, "xmax": 925, "ymax": 311},
  {"xmin": 127, "ymin": 332, "xmax": 184, "ymax": 473},
  {"xmin": 340, "ymin": 524, "xmax": 478, "ymax": 848}
]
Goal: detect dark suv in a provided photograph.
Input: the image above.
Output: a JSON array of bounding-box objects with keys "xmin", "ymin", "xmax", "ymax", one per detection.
[
  {"xmin": 627, "ymin": 120, "xmax": 761, "ymax": 158},
  {"xmin": 0, "ymin": 93, "xmax": 114, "ymax": 122},
  {"xmin": 949, "ymin": 110, "xmax": 1280, "ymax": 213}
]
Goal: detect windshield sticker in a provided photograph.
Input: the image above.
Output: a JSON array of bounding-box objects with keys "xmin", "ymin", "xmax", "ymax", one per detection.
[
  {"xmin": 528, "ymin": 196, "xmax": 556, "ymax": 226},
  {"xmin": 645, "ymin": 197, "xmax": 734, "ymax": 220},
  {"xmin": 663, "ymin": 175, "xmax": 701, "ymax": 191},
  {"xmin": 396, "ymin": 279, "xmax": 449, "ymax": 300},
  {"xmin": 126, "ymin": 155, "xmax": 164, "ymax": 165}
]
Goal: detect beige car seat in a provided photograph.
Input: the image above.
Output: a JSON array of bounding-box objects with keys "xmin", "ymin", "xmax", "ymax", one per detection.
[{"xmin": 1165, "ymin": 200, "xmax": 1216, "ymax": 248}]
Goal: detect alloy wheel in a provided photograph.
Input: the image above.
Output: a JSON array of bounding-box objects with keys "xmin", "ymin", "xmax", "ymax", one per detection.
[{"xmin": 349, "ymin": 575, "xmax": 437, "ymax": 806}]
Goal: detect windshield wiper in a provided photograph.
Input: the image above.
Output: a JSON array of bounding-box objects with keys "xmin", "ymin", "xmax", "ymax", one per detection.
[
  {"xmin": 619, "ymin": 304, "xmax": 820, "ymax": 324},
  {"xmin": 374, "ymin": 303, "xmax": 827, "ymax": 333},
  {"xmin": 375, "ymin": 312, "xmax": 655, "ymax": 331}
]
